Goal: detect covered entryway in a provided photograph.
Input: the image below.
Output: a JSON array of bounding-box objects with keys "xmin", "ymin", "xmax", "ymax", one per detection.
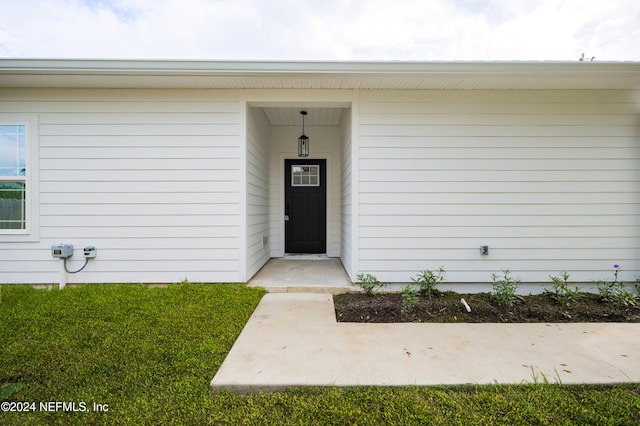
[
  {"xmin": 244, "ymin": 102, "xmax": 356, "ymax": 283},
  {"xmin": 284, "ymin": 159, "xmax": 326, "ymax": 254}
]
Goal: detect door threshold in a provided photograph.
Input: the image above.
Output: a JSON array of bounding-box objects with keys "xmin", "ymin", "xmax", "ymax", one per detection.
[{"xmin": 283, "ymin": 253, "xmax": 329, "ymax": 260}]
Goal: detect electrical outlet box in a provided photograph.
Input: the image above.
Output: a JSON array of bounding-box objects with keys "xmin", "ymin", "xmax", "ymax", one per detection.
[
  {"xmin": 51, "ymin": 244, "xmax": 74, "ymax": 259},
  {"xmin": 83, "ymin": 246, "xmax": 97, "ymax": 258}
]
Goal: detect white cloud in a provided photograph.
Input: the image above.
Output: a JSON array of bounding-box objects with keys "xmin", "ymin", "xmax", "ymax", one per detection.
[{"xmin": 0, "ymin": 0, "xmax": 638, "ymax": 61}]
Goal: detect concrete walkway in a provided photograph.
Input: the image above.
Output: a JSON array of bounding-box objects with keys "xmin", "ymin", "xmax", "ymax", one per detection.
[{"xmin": 211, "ymin": 293, "xmax": 640, "ymax": 393}]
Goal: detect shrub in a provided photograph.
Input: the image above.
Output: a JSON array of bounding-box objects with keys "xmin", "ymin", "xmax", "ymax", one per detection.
[
  {"xmin": 491, "ymin": 269, "xmax": 523, "ymax": 308},
  {"xmin": 400, "ymin": 284, "xmax": 420, "ymax": 314},
  {"xmin": 411, "ymin": 266, "xmax": 446, "ymax": 300},
  {"xmin": 356, "ymin": 273, "xmax": 383, "ymax": 296},
  {"xmin": 546, "ymin": 271, "xmax": 581, "ymax": 307},
  {"xmin": 596, "ymin": 265, "xmax": 638, "ymax": 308}
]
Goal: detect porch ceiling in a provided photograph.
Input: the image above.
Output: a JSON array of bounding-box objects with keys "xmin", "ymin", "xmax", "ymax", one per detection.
[
  {"xmin": 1, "ymin": 59, "xmax": 639, "ymax": 90},
  {"xmin": 262, "ymin": 107, "xmax": 345, "ymax": 126}
]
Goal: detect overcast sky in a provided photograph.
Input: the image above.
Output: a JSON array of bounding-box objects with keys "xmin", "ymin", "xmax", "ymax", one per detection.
[{"xmin": 1, "ymin": 0, "xmax": 639, "ymax": 62}]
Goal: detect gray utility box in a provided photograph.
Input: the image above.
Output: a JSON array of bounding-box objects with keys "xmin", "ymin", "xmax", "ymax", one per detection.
[{"xmin": 51, "ymin": 244, "xmax": 74, "ymax": 259}]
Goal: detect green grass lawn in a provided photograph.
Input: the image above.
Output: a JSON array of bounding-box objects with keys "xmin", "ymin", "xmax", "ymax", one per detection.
[{"xmin": 1, "ymin": 284, "xmax": 639, "ymax": 425}]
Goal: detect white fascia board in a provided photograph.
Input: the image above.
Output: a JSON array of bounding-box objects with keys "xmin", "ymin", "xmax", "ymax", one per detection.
[
  {"xmin": 1, "ymin": 59, "xmax": 639, "ymax": 89},
  {"xmin": 1, "ymin": 58, "xmax": 639, "ymax": 76}
]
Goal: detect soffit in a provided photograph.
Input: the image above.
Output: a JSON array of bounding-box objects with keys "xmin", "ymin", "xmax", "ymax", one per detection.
[
  {"xmin": 262, "ymin": 107, "xmax": 344, "ymax": 126},
  {"xmin": 1, "ymin": 59, "xmax": 640, "ymax": 90}
]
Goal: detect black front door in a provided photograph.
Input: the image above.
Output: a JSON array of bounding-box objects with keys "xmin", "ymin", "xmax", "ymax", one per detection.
[{"xmin": 285, "ymin": 159, "xmax": 326, "ymax": 253}]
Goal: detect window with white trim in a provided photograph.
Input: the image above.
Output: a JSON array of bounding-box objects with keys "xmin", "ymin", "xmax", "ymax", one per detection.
[
  {"xmin": 0, "ymin": 115, "xmax": 37, "ymax": 239},
  {"xmin": 0, "ymin": 124, "xmax": 26, "ymax": 230}
]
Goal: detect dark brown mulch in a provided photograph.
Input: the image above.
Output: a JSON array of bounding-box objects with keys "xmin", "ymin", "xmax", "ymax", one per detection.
[{"xmin": 333, "ymin": 291, "xmax": 640, "ymax": 323}]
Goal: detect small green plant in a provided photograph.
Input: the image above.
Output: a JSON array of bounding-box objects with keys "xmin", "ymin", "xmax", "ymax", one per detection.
[
  {"xmin": 491, "ymin": 269, "xmax": 523, "ymax": 308},
  {"xmin": 400, "ymin": 284, "xmax": 420, "ymax": 314},
  {"xmin": 596, "ymin": 265, "xmax": 638, "ymax": 308},
  {"xmin": 411, "ymin": 266, "xmax": 445, "ymax": 300},
  {"xmin": 356, "ymin": 273, "xmax": 384, "ymax": 296},
  {"xmin": 546, "ymin": 271, "xmax": 581, "ymax": 307}
]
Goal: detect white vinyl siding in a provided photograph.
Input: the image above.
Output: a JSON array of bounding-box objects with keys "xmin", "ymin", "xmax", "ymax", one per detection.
[
  {"xmin": 2, "ymin": 85, "xmax": 638, "ymax": 287},
  {"xmin": 358, "ymin": 90, "xmax": 640, "ymax": 284},
  {"xmin": 340, "ymin": 108, "xmax": 354, "ymax": 278},
  {"xmin": 0, "ymin": 89, "xmax": 243, "ymax": 284},
  {"xmin": 245, "ymin": 106, "xmax": 270, "ymax": 279}
]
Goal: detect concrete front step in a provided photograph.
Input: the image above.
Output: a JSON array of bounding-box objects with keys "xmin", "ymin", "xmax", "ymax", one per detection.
[
  {"xmin": 255, "ymin": 285, "xmax": 358, "ymax": 294},
  {"xmin": 247, "ymin": 257, "xmax": 354, "ymax": 290}
]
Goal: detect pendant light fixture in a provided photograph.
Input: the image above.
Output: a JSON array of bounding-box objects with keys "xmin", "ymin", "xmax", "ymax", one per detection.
[{"xmin": 298, "ymin": 110, "xmax": 309, "ymax": 157}]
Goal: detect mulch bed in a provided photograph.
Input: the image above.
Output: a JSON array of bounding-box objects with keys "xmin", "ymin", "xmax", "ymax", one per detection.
[{"xmin": 334, "ymin": 291, "xmax": 640, "ymax": 323}]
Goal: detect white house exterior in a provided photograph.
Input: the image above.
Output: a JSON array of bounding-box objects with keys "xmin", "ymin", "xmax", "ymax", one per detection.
[{"xmin": 0, "ymin": 59, "xmax": 639, "ymax": 286}]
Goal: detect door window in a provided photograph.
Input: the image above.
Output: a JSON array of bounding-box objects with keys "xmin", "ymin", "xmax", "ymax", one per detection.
[{"xmin": 291, "ymin": 164, "xmax": 320, "ymax": 187}]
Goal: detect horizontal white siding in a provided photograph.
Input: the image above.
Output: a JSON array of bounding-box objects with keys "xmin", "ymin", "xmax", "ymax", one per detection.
[
  {"xmin": 245, "ymin": 106, "xmax": 270, "ymax": 279},
  {"xmin": 340, "ymin": 108, "xmax": 353, "ymax": 278},
  {"xmin": 358, "ymin": 90, "xmax": 640, "ymax": 284},
  {"xmin": 2, "ymin": 86, "xmax": 638, "ymax": 287},
  {"xmin": 0, "ymin": 89, "xmax": 243, "ymax": 284}
]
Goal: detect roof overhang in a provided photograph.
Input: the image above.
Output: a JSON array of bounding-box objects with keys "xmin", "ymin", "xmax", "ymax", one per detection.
[{"xmin": 1, "ymin": 59, "xmax": 639, "ymax": 90}]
